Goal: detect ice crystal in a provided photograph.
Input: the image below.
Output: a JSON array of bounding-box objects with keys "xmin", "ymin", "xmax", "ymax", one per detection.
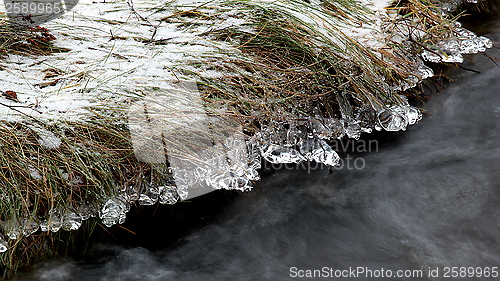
[
  {"xmin": 421, "ymin": 26, "xmax": 492, "ymax": 63},
  {"xmin": 3, "ymin": 220, "xmax": 21, "ymax": 240},
  {"xmin": 247, "ymin": 138, "xmax": 262, "ymax": 170},
  {"xmin": 78, "ymin": 204, "xmax": 97, "ymax": 221},
  {"xmin": 245, "ymin": 167, "xmax": 260, "ymax": 181},
  {"xmin": 343, "ymin": 121, "xmax": 362, "ymax": 140},
  {"xmin": 138, "ymin": 184, "xmax": 160, "ymax": 206},
  {"xmin": 300, "ymin": 138, "xmax": 340, "ymax": 166},
  {"xmin": 394, "ymin": 105, "xmax": 422, "ymax": 125},
  {"xmin": 377, "ymin": 108, "xmax": 409, "ymax": 132},
  {"xmin": 99, "ymin": 197, "xmax": 129, "ymax": 227},
  {"xmin": 40, "ymin": 209, "xmax": 63, "ymax": 232},
  {"xmin": 21, "ymin": 218, "xmax": 39, "ymax": 236},
  {"xmin": 62, "ymin": 211, "xmax": 83, "ymax": 231},
  {"xmin": 260, "ymin": 144, "xmax": 305, "ymax": 164},
  {"xmin": 158, "ymin": 186, "xmax": 180, "ymax": 205},
  {"xmin": 0, "ymin": 236, "xmax": 8, "ymax": 253}
]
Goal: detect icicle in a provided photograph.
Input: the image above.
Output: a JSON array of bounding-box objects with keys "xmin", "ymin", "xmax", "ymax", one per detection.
[
  {"xmin": 300, "ymin": 138, "xmax": 340, "ymax": 166},
  {"xmin": 392, "ymin": 105, "xmax": 422, "ymax": 125},
  {"xmin": 99, "ymin": 197, "xmax": 129, "ymax": 227},
  {"xmin": 0, "ymin": 235, "xmax": 8, "ymax": 253},
  {"xmin": 343, "ymin": 120, "xmax": 362, "ymax": 140},
  {"xmin": 310, "ymin": 119, "xmax": 331, "ymax": 140},
  {"xmin": 78, "ymin": 203, "xmax": 97, "ymax": 221},
  {"xmin": 121, "ymin": 185, "xmax": 140, "ymax": 202},
  {"xmin": 21, "ymin": 218, "xmax": 39, "ymax": 236},
  {"xmin": 246, "ymin": 138, "xmax": 262, "ymax": 170},
  {"xmin": 138, "ymin": 183, "xmax": 159, "ymax": 206},
  {"xmin": 40, "ymin": 209, "xmax": 63, "ymax": 232},
  {"xmin": 245, "ymin": 167, "xmax": 260, "ymax": 181},
  {"xmin": 2, "ymin": 220, "xmax": 21, "ymax": 240},
  {"xmin": 377, "ymin": 107, "xmax": 409, "ymax": 132},
  {"xmin": 158, "ymin": 186, "xmax": 180, "ymax": 205},
  {"xmin": 323, "ymin": 119, "xmax": 345, "ymax": 139},
  {"xmin": 260, "ymin": 143, "xmax": 305, "ymax": 164},
  {"xmin": 226, "ymin": 177, "xmax": 253, "ymax": 192},
  {"xmin": 62, "ymin": 211, "xmax": 83, "ymax": 231}
]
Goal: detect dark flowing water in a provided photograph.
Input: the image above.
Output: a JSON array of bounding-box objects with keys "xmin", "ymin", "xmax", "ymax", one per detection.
[{"xmin": 17, "ymin": 8, "xmax": 500, "ymax": 281}]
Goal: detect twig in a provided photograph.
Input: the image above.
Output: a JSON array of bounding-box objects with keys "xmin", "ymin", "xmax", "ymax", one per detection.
[
  {"xmin": 127, "ymin": 0, "xmax": 161, "ymax": 42},
  {"xmin": 0, "ymin": 101, "xmax": 44, "ymax": 123},
  {"xmin": 482, "ymin": 52, "xmax": 499, "ymax": 67},
  {"xmin": 454, "ymin": 63, "xmax": 481, "ymax": 74}
]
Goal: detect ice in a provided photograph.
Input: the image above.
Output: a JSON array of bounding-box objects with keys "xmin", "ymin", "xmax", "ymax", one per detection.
[
  {"xmin": 398, "ymin": 106, "xmax": 422, "ymax": 125},
  {"xmin": 286, "ymin": 122, "xmax": 304, "ymax": 144},
  {"xmin": 417, "ymin": 65, "xmax": 434, "ymax": 80},
  {"xmin": 377, "ymin": 108, "xmax": 409, "ymax": 131},
  {"xmin": 99, "ymin": 197, "xmax": 129, "ymax": 227},
  {"xmin": 442, "ymin": 40, "xmax": 461, "ymax": 52},
  {"xmin": 422, "ymin": 26, "xmax": 492, "ymax": 64},
  {"xmin": 176, "ymin": 186, "xmax": 189, "ymax": 201},
  {"xmin": 245, "ymin": 168, "xmax": 260, "ymax": 181},
  {"xmin": 0, "ymin": 0, "xmax": 485, "ymax": 233},
  {"xmin": 259, "ymin": 144, "xmax": 305, "ymax": 164},
  {"xmin": 131, "ymin": 83, "xmax": 253, "ymax": 200},
  {"xmin": 230, "ymin": 177, "xmax": 253, "ymax": 192},
  {"xmin": 211, "ymin": 175, "xmax": 232, "ymax": 190},
  {"xmin": 396, "ymin": 75, "xmax": 420, "ymax": 92},
  {"xmin": 62, "ymin": 211, "xmax": 83, "ymax": 231},
  {"xmin": 300, "ymin": 138, "xmax": 340, "ymax": 166},
  {"xmin": 421, "ymin": 50, "xmax": 442, "ymax": 63},
  {"xmin": 310, "ymin": 119, "xmax": 331, "ymax": 140},
  {"xmin": 246, "ymin": 138, "xmax": 262, "ymax": 170},
  {"xmin": 121, "ymin": 185, "xmax": 140, "ymax": 202},
  {"xmin": 442, "ymin": 52, "xmax": 464, "ymax": 63},
  {"xmin": 225, "ymin": 133, "xmax": 253, "ymax": 178},
  {"xmin": 3, "ymin": 220, "xmax": 21, "ymax": 240},
  {"xmin": 459, "ymin": 38, "xmax": 487, "ymax": 54},
  {"xmin": 343, "ymin": 120, "xmax": 362, "ymax": 140},
  {"xmin": 211, "ymin": 176, "xmax": 253, "ymax": 191},
  {"xmin": 138, "ymin": 184, "xmax": 159, "ymax": 206},
  {"xmin": 78, "ymin": 204, "xmax": 97, "ymax": 221},
  {"xmin": 324, "ymin": 119, "xmax": 345, "ymax": 139},
  {"xmin": 0, "ymin": 236, "xmax": 8, "ymax": 253},
  {"xmin": 479, "ymin": 36, "xmax": 493, "ymax": 48},
  {"xmin": 158, "ymin": 186, "xmax": 180, "ymax": 205},
  {"xmin": 455, "ymin": 27, "xmax": 476, "ymax": 39},
  {"xmin": 421, "ymin": 50, "xmax": 464, "ymax": 63},
  {"xmin": 39, "ymin": 209, "xmax": 63, "ymax": 232},
  {"xmin": 21, "ymin": 218, "xmax": 39, "ymax": 236}
]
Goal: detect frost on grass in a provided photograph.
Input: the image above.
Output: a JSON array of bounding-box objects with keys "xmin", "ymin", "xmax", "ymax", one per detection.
[{"xmin": 0, "ymin": 0, "xmax": 494, "ymax": 258}]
